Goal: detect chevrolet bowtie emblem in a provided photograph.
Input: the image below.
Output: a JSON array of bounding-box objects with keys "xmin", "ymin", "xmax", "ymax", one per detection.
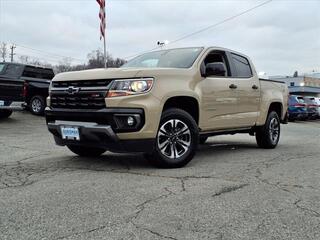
[{"xmin": 66, "ymin": 86, "xmax": 80, "ymax": 95}]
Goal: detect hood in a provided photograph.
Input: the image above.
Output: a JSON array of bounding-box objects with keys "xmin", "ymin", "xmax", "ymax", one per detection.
[{"xmin": 53, "ymin": 67, "xmax": 193, "ymax": 81}]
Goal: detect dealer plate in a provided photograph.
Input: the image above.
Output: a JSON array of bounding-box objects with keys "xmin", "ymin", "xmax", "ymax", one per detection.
[
  {"xmin": 0, "ymin": 100, "xmax": 4, "ymax": 106},
  {"xmin": 61, "ymin": 126, "xmax": 80, "ymax": 141}
]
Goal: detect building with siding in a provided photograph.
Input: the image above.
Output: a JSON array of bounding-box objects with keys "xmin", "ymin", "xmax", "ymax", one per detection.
[{"xmin": 270, "ymin": 75, "xmax": 320, "ymax": 97}]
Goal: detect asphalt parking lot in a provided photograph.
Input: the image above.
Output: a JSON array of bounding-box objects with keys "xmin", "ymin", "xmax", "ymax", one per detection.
[{"xmin": 0, "ymin": 112, "xmax": 320, "ymax": 240}]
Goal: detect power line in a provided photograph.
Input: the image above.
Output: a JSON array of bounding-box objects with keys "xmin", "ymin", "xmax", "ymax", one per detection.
[
  {"xmin": 124, "ymin": 0, "xmax": 273, "ymax": 59},
  {"xmin": 15, "ymin": 44, "xmax": 86, "ymax": 62},
  {"xmin": 16, "ymin": 52, "xmax": 66, "ymax": 64},
  {"xmin": 15, "ymin": 53, "xmax": 62, "ymax": 64}
]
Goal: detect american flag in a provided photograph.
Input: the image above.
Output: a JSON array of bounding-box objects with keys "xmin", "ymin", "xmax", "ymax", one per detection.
[{"xmin": 96, "ymin": 0, "xmax": 106, "ymax": 40}]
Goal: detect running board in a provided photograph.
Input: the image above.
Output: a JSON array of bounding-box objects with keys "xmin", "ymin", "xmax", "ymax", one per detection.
[{"xmin": 200, "ymin": 127, "xmax": 254, "ymax": 137}]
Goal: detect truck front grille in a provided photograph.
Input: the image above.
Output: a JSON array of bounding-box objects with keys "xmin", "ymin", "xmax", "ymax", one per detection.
[
  {"xmin": 50, "ymin": 79, "xmax": 113, "ymax": 110},
  {"xmin": 50, "ymin": 92, "xmax": 106, "ymax": 109}
]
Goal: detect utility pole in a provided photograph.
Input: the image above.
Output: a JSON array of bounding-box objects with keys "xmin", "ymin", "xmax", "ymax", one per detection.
[{"xmin": 10, "ymin": 44, "xmax": 16, "ymax": 62}]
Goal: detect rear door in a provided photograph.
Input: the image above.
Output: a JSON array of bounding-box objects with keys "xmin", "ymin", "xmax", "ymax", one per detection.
[
  {"xmin": 226, "ymin": 52, "xmax": 260, "ymax": 127},
  {"xmin": 0, "ymin": 63, "xmax": 25, "ymax": 102}
]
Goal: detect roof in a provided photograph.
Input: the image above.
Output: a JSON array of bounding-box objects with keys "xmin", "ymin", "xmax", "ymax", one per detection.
[
  {"xmin": 0, "ymin": 62, "xmax": 53, "ymax": 71},
  {"xmin": 148, "ymin": 46, "xmax": 251, "ymax": 59},
  {"xmin": 289, "ymin": 86, "xmax": 320, "ymax": 94}
]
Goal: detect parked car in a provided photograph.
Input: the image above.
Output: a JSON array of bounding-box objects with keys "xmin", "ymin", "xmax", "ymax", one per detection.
[
  {"xmin": 314, "ymin": 97, "xmax": 320, "ymax": 118},
  {"xmin": 288, "ymin": 95, "xmax": 308, "ymax": 121},
  {"xmin": 0, "ymin": 62, "xmax": 54, "ymax": 118},
  {"xmin": 303, "ymin": 97, "xmax": 318, "ymax": 120},
  {"xmin": 45, "ymin": 47, "xmax": 288, "ymax": 168}
]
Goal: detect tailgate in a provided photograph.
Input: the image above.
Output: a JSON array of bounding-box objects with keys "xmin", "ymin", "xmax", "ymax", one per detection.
[{"xmin": 0, "ymin": 76, "xmax": 24, "ymax": 101}]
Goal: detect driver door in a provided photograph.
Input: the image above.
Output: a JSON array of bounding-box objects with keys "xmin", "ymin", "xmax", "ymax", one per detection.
[{"xmin": 199, "ymin": 51, "xmax": 238, "ymax": 131}]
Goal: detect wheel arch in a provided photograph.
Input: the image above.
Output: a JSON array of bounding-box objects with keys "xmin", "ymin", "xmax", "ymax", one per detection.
[
  {"xmin": 162, "ymin": 96, "xmax": 200, "ymax": 124},
  {"xmin": 268, "ymin": 102, "xmax": 283, "ymax": 119},
  {"xmin": 257, "ymin": 101, "xmax": 284, "ymax": 126}
]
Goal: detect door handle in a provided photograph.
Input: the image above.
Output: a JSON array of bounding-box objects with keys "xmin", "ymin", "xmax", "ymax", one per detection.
[
  {"xmin": 229, "ymin": 84, "xmax": 237, "ymax": 89},
  {"xmin": 252, "ymin": 85, "xmax": 259, "ymax": 90}
]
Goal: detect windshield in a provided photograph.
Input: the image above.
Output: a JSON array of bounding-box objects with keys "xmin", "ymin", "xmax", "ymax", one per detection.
[
  {"xmin": 0, "ymin": 63, "xmax": 5, "ymax": 73},
  {"xmin": 305, "ymin": 98, "xmax": 315, "ymax": 104},
  {"xmin": 297, "ymin": 97, "xmax": 305, "ymax": 103},
  {"xmin": 122, "ymin": 47, "xmax": 203, "ymax": 69}
]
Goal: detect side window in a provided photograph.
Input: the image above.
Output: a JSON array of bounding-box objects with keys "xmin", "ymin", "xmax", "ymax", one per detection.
[
  {"xmin": 22, "ymin": 66, "xmax": 38, "ymax": 78},
  {"xmin": 22, "ymin": 67, "xmax": 54, "ymax": 80},
  {"xmin": 2, "ymin": 64, "xmax": 23, "ymax": 78},
  {"xmin": 231, "ymin": 53, "xmax": 252, "ymax": 78},
  {"xmin": 203, "ymin": 51, "xmax": 231, "ymax": 77},
  {"xmin": 39, "ymin": 69, "xmax": 55, "ymax": 80},
  {"xmin": 0, "ymin": 63, "xmax": 5, "ymax": 73}
]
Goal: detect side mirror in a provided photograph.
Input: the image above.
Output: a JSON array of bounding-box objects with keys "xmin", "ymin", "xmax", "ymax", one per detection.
[{"xmin": 204, "ymin": 62, "xmax": 227, "ymax": 77}]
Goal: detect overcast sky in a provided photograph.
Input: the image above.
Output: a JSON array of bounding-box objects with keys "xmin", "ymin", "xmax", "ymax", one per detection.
[{"xmin": 0, "ymin": 0, "xmax": 319, "ymax": 75}]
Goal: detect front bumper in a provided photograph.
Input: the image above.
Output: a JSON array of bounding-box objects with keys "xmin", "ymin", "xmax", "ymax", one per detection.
[
  {"xmin": 0, "ymin": 101, "xmax": 24, "ymax": 111},
  {"xmin": 45, "ymin": 107, "xmax": 155, "ymax": 153},
  {"xmin": 288, "ymin": 111, "xmax": 308, "ymax": 120}
]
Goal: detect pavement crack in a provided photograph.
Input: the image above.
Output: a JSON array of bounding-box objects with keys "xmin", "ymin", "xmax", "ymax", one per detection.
[
  {"xmin": 54, "ymin": 225, "xmax": 108, "ymax": 240},
  {"xmin": 254, "ymin": 168, "xmax": 292, "ymax": 194},
  {"xmin": 138, "ymin": 226, "xmax": 178, "ymax": 240},
  {"xmin": 212, "ymin": 183, "xmax": 249, "ymax": 198},
  {"xmin": 129, "ymin": 187, "xmax": 177, "ymax": 239},
  {"xmin": 180, "ymin": 178, "xmax": 186, "ymax": 192},
  {"xmin": 294, "ymin": 199, "xmax": 320, "ymax": 218}
]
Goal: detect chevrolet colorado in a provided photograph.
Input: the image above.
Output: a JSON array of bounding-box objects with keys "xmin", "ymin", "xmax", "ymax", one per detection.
[
  {"xmin": 0, "ymin": 63, "xmax": 54, "ymax": 118},
  {"xmin": 45, "ymin": 47, "xmax": 288, "ymax": 168}
]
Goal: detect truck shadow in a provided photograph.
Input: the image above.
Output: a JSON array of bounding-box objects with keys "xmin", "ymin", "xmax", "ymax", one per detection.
[{"xmin": 67, "ymin": 141, "xmax": 259, "ymax": 171}]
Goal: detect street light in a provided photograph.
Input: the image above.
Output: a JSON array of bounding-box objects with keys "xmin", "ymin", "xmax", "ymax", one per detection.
[{"xmin": 157, "ymin": 40, "xmax": 170, "ymax": 49}]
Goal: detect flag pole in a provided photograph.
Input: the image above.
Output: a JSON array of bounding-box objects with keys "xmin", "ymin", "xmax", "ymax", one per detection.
[
  {"xmin": 103, "ymin": 31, "xmax": 107, "ymax": 68},
  {"xmin": 103, "ymin": 2, "xmax": 107, "ymax": 69},
  {"xmin": 97, "ymin": 0, "xmax": 107, "ymax": 69}
]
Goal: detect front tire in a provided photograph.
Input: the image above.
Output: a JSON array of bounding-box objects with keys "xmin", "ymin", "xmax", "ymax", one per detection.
[
  {"xmin": 67, "ymin": 145, "xmax": 106, "ymax": 157},
  {"xmin": 0, "ymin": 110, "xmax": 13, "ymax": 119},
  {"xmin": 256, "ymin": 111, "xmax": 281, "ymax": 149},
  {"xmin": 147, "ymin": 108, "xmax": 199, "ymax": 168},
  {"xmin": 30, "ymin": 96, "xmax": 45, "ymax": 115}
]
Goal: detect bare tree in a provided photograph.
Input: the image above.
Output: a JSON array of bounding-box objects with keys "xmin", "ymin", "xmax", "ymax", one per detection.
[
  {"xmin": 87, "ymin": 49, "xmax": 126, "ymax": 69},
  {"xmin": 19, "ymin": 55, "xmax": 30, "ymax": 64},
  {"xmin": 0, "ymin": 42, "xmax": 8, "ymax": 62},
  {"xmin": 87, "ymin": 49, "xmax": 105, "ymax": 69},
  {"xmin": 10, "ymin": 48, "xmax": 126, "ymax": 73},
  {"xmin": 55, "ymin": 57, "xmax": 73, "ymax": 73}
]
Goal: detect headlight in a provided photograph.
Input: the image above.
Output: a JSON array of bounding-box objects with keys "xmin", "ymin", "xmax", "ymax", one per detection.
[{"xmin": 107, "ymin": 78, "xmax": 154, "ymax": 98}]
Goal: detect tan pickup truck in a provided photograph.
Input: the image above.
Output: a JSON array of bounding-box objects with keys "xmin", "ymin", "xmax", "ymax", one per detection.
[{"xmin": 45, "ymin": 47, "xmax": 288, "ymax": 168}]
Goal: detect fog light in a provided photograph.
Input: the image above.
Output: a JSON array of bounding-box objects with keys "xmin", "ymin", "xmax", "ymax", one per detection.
[{"xmin": 127, "ymin": 116, "xmax": 135, "ymax": 126}]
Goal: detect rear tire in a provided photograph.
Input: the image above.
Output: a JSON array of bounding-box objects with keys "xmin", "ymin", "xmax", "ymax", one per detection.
[
  {"xmin": 0, "ymin": 110, "xmax": 13, "ymax": 119},
  {"xmin": 67, "ymin": 145, "xmax": 106, "ymax": 157},
  {"xmin": 256, "ymin": 111, "xmax": 280, "ymax": 149},
  {"xmin": 146, "ymin": 108, "xmax": 199, "ymax": 168},
  {"xmin": 0, "ymin": 110, "xmax": 12, "ymax": 119},
  {"xmin": 30, "ymin": 96, "xmax": 45, "ymax": 115}
]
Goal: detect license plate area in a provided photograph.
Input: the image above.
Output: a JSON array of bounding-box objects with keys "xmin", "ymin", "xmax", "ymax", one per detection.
[{"xmin": 61, "ymin": 126, "xmax": 80, "ymax": 141}]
